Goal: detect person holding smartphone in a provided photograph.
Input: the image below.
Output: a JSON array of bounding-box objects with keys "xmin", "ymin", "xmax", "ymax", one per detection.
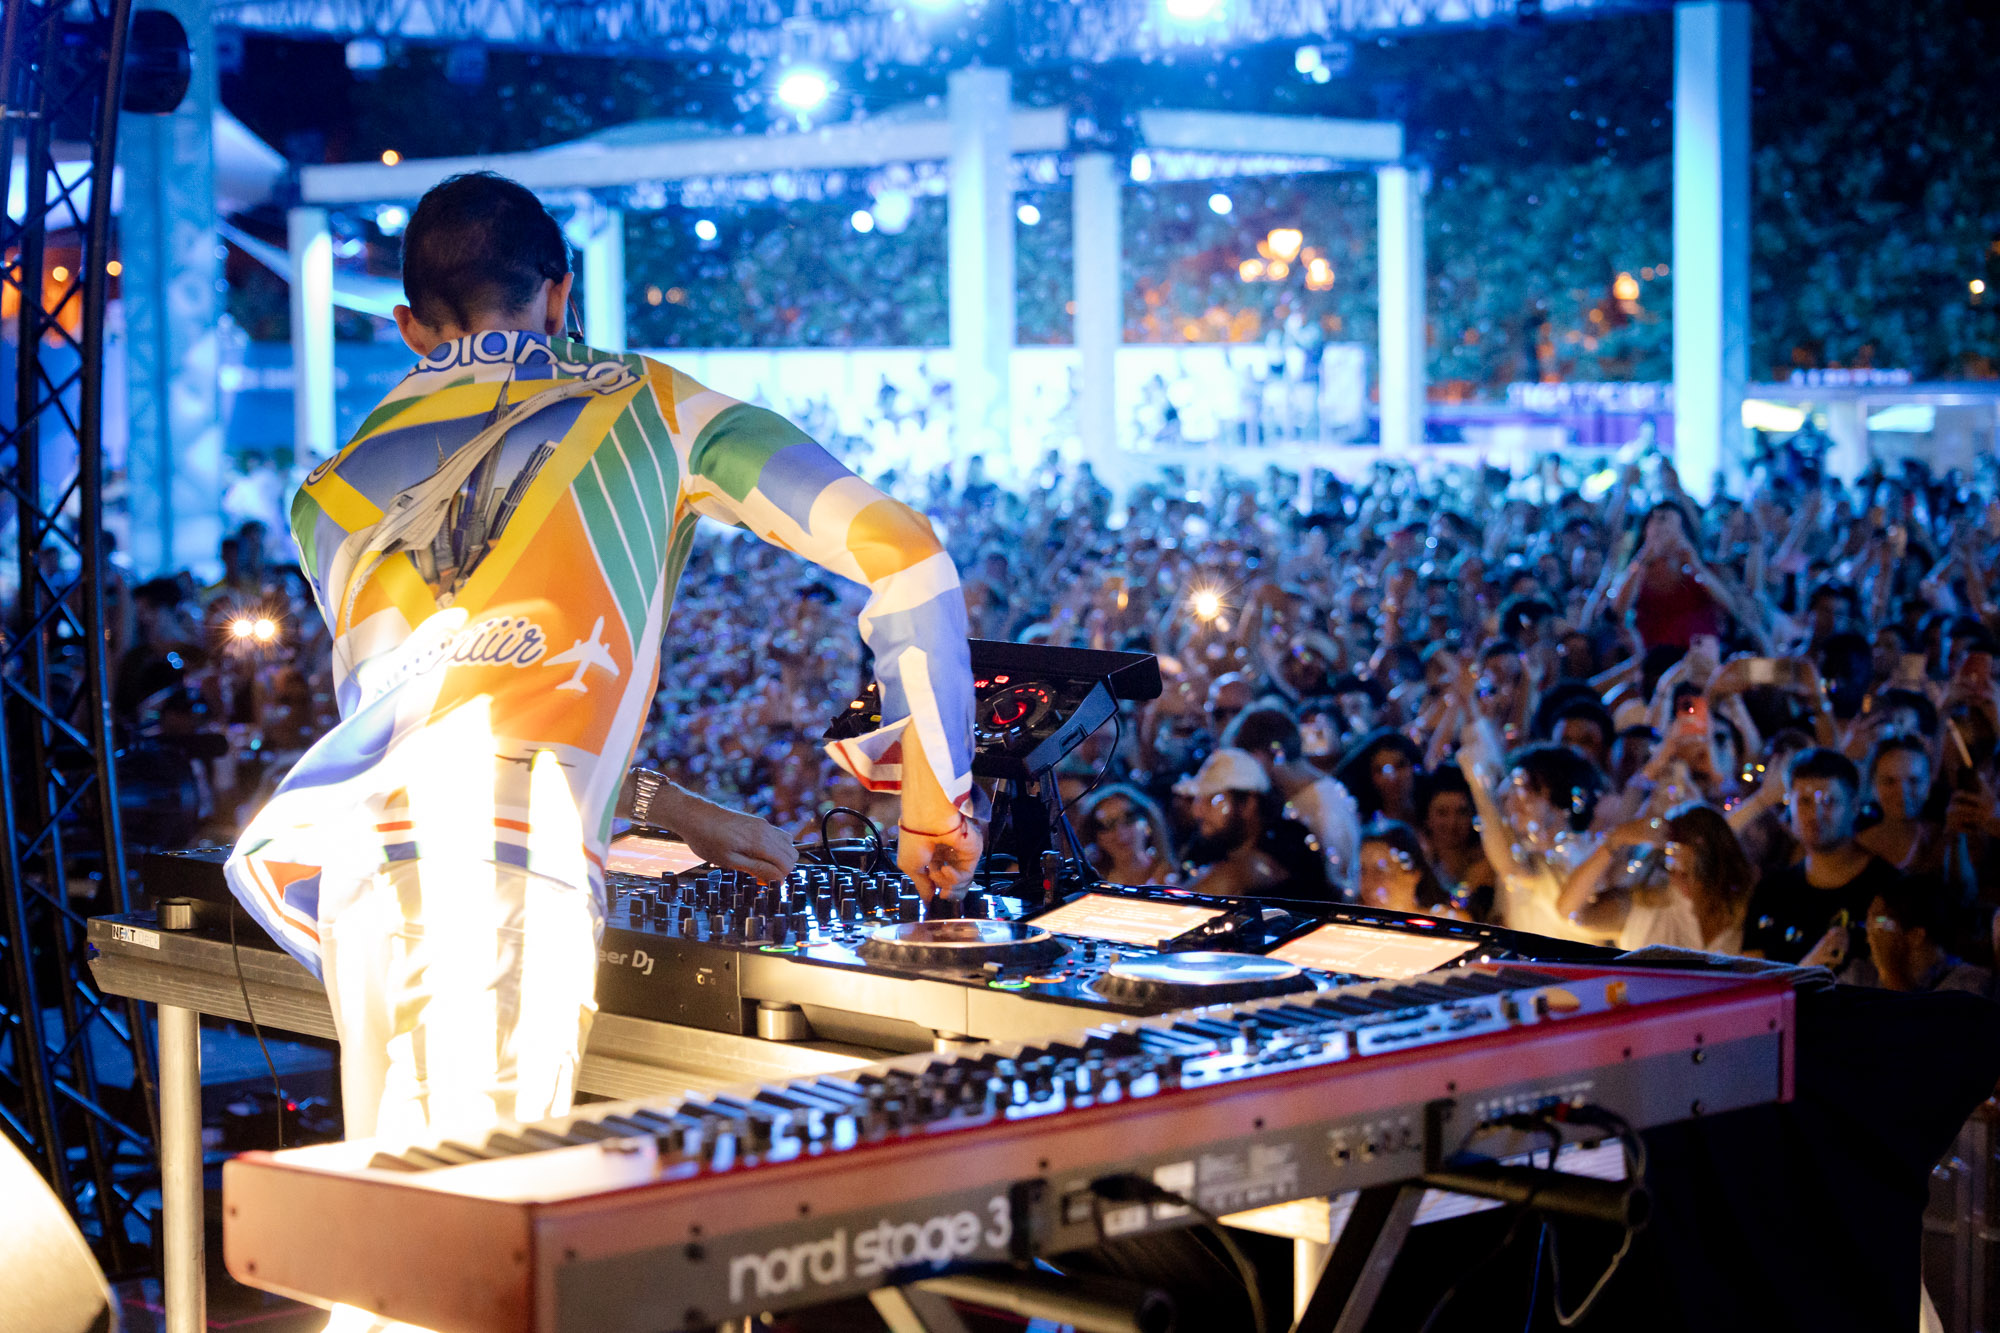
[{"xmin": 1744, "ymin": 748, "xmax": 1899, "ymax": 965}]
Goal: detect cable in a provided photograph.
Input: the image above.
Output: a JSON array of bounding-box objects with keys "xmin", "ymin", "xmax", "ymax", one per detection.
[
  {"xmin": 228, "ymin": 907, "xmax": 287, "ymax": 1150},
  {"xmin": 1416, "ymin": 1204, "xmax": 1535, "ymax": 1333},
  {"xmin": 1414, "ymin": 1116, "xmax": 1573, "ymax": 1333},
  {"xmin": 1050, "ymin": 707, "xmax": 1124, "ymax": 882},
  {"xmin": 817, "ymin": 804, "xmax": 886, "ymax": 871},
  {"xmin": 1544, "ymin": 1108, "xmax": 1647, "ymax": 1328},
  {"xmin": 1522, "ymin": 1223, "xmax": 1548, "ymax": 1333},
  {"xmin": 1088, "ymin": 1174, "xmax": 1266, "ymax": 1333}
]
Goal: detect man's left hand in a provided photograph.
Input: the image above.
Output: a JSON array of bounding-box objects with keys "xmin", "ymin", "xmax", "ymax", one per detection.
[{"xmin": 898, "ymin": 817, "xmax": 984, "ymax": 902}]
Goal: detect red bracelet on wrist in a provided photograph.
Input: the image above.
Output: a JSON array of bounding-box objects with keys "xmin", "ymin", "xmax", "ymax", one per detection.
[{"xmin": 898, "ymin": 814, "xmax": 967, "ymax": 839}]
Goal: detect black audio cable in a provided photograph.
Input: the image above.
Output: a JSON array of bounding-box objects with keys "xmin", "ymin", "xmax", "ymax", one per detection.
[
  {"xmin": 1544, "ymin": 1107, "xmax": 1646, "ymax": 1328},
  {"xmin": 1088, "ymin": 1173, "xmax": 1267, "ymax": 1333},
  {"xmin": 816, "ymin": 805, "xmax": 887, "ymax": 871},
  {"xmin": 228, "ymin": 906, "xmax": 287, "ymax": 1150}
]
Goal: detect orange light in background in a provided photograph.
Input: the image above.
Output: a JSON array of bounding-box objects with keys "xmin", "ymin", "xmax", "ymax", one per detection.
[
  {"xmin": 1306, "ymin": 257, "xmax": 1335, "ymax": 290},
  {"xmin": 50, "ymin": 265, "xmax": 69, "ymax": 284},
  {"xmin": 380, "ymin": 149, "xmax": 402, "ymax": 165},
  {"xmin": 1267, "ymin": 260, "xmax": 1290, "ymax": 280},
  {"xmin": 1238, "ymin": 258, "xmax": 1265, "ymax": 282},
  {"xmin": 107, "ymin": 260, "xmax": 122, "ymax": 276},
  {"xmin": 1613, "ymin": 272, "xmax": 1641, "ymax": 302},
  {"xmin": 1266, "ymin": 228, "xmax": 1304, "ymax": 262}
]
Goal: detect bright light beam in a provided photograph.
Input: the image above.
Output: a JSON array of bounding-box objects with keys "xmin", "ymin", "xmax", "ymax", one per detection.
[{"xmin": 776, "ymin": 67, "xmax": 832, "ymax": 112}]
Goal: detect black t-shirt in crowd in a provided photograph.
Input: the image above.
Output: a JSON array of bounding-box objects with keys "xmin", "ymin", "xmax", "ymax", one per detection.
[
  {"xmin": 1261, "ymin": 817, "xmax": 1333, "ymax": 901},
  {"xmin": 1743, "ymin": 852, "xmax": 1900, "ymax": 963}
]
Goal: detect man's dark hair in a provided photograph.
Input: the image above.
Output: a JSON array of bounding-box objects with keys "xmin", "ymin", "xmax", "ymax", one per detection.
[
  {"xmin": 1497, "ymin": 593, "xmax": 1557, "ymax": 638},
  {"xmin": 1874, "ymin": 687, "xmax": 1939, "ymax": 737},
  {"xmin": 1329, "ymin": 673, "xmax": 1387, "ymax": 706},
  {"xmin": 1222, "ymin": 704, "xmax": 1303, "ymax": 763},
  {"xmin": 1414, "ymin": 766, "xmax": 1474, "ymax": 825},
  {"xmin": 1547, "ymin": 696, "xmax": 1616, "ymax": 754},
  {"xmin": 1504, "ymin": 741, "xmax": 1604, "ymax": 832},
  {"xmin": 402, "ymin": 172, "xmax": 571, "ymax": 329},
  {"xmin": 1787, "ymin": 746, "xmax": 1860, "ymax": 795},
  {"xmin": 1873, "ymin": 873, "xmax": 1950, "ymax": 941}
]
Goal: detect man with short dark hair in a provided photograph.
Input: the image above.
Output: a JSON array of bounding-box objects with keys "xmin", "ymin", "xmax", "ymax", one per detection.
[
  {"xmin": 228, "ymin": 173, "xmax": 981, "ymax": 1193},
  {"xmin": 1743, "ymin": 747, "xmax": 1898, "ymax": 963}
]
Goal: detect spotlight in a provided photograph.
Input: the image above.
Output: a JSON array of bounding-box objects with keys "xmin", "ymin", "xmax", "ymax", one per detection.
[
  {"xmin": 344, "ymin": 38, "xmax": 386, "ymax": 72},
  {"xmin": 1973, "ymin": 279, "xmax": 1988, "ymax": 296},
  {"xmin": 1129, "ymin": 152, "xmax": 1154, "ymax": 183},
  {"xmin": 694, "ymin": 218, "xmax": 718, "ymax": 242},
  {"xmin": 1208, "ymin": 192, "xmax": 1233, "ymax": 215},
  {"xmin": 871, "ymin": 190, "xmax": 914, "ymax": 235},
  {"xmin": 1614, "ymin": 271, "xmax": 1640, "ymax": 301},
  {"xmin": 1017, "ymin": 203, "xmax": 1041, "ymax": 226},
  {"xmin": 230, "ymin": 618, "xmax": 255, "ymax": 640},
  {"xmin": 380, "ymin": 148, "xmax": 401, "ymax": 166},
  {"xmin": 1266, "ymin": 228, "xmax": 1303, "ymax": 262},
  {"xmin": 776, "ymin": 67, "xmax": 831, "ymax": 112},
  {"xmin": 1191, "ymin": 588, "xmax": 1223, "ymax": 622},
  {"xmin": 1163, "ymin": 0, "xmax": 1224, "ymax": 20},
  {"xmin": 374, "ymin": 204, "xmax": 408, "ymax": 236},
  {"xmin": 851, "ymin": 210, "xmax": 876, "ymax": 233},
  {"xmin": 253, "ymin": 618, "xmax": 278, "ymax": 643}
]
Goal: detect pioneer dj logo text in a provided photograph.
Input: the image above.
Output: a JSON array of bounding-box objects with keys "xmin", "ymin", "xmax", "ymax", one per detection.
[
  {"xmin": 727, "ymin": 1197, "xmax": 1011, "ymax": 1303},
  {"xmin": 598, "ymin": 945, "xmax": 655, "ymax": 977}
]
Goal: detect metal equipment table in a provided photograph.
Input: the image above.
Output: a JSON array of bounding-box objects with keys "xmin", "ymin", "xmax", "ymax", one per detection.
[{"xmin": 87, "ymin": 913, "xmax": 877, "ymax": 1333}]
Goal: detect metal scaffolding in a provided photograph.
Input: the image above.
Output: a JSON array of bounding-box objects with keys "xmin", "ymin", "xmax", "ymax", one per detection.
[{"xmin": 0, "ymin": 0, "xmax": 161, "ymax": 1272}]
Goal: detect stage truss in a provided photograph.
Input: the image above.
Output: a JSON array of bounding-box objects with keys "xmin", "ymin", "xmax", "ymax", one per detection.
[{"xmin": 0, "ymin": 0, "xmax": 160, "ymax": 1272}]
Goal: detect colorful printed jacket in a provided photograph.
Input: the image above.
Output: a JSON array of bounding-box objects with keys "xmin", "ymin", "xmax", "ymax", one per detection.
[{"xmin": 226, "ymin": 330, "xmax": 974, "ymax": 976}]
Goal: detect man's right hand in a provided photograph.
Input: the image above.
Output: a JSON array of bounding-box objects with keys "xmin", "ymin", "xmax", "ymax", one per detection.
[
  {"xmin": 679, "ymin": 802, "xmax": 798, "ymax": 882},
  {"xmin": 652, "ymin": 782, "xmax": 799, "ymax": 882}
]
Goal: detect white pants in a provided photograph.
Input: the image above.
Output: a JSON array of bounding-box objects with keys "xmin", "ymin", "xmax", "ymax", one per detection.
[{"xmin": 320, "ymin": 857, "xmax": 599, "ymax": 1331}]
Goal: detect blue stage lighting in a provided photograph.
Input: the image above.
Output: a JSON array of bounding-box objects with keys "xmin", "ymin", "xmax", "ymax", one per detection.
[{"xmin": 776, "ymin": 68, "xmax": 832, "ymax": 112}]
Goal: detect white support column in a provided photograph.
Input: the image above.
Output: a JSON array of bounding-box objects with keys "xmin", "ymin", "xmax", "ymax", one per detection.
[
  {"xmin": 1824, "ymin": 398, "xmax": 1869, "ymax": 483},
  {"xmin": 158, "ymin": 1004, "xmax": 204, "ymax": 1333},
  {"xmin": 116, "ymin": 0, "xmax": 222, "ymax": 576},
  {"xmin": 947, "ymin": 66, "xmax": 1015, "ymax": 470},
  {"xmin": 1072, "ymin": 152, "xmax": 1122, "ymax": 462},
  {"xmin": 1673, "ymin": 0, "xmax": 1751, "ymax": 502},
  {"xmin": 570, "ymin": 205, "xmax": 627, "ymax": 350},
  {"xmin": 287, "ymin": 207, "xmax": 336, "ymax": 467},
  {"xmin": 1376, "ymin": 164, "xmax": 1426, "ymax": 455}
]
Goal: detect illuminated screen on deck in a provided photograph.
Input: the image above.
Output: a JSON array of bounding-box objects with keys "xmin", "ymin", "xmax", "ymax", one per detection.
[
  {"xmin": 1269, "ymin": 923, "xmax": 1476, "ymax": 980},
  {"xmin": 1033, "ymin": 894, "xmax": 1226, "ymax": 946},
  {"xmin": 606, "ymin": 835, "xmax": 705, "ymax": 878}
]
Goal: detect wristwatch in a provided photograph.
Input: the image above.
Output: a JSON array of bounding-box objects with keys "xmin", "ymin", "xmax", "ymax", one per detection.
[{"xmin": 618, "ymin": 766, "xmax": 671, "ymax": 829}]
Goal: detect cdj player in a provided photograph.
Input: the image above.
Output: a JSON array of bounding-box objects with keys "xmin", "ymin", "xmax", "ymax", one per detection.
[{"xmin": 824, "ymin": 639, "xmax": 1161, "ymax": 782}]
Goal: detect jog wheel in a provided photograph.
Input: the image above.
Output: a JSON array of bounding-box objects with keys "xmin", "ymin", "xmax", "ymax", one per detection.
[
  {"xmin": 857, "ymin": 918, "xmax": 1068, "ymax": 971},
  {"xmin": 1093, "ymin": 951, "xmax": 1315, "ymax": 1007}
]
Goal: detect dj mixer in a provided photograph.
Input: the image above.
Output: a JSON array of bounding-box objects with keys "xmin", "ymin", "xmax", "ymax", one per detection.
[{"xmin": 580, "ymin": 837, "xmax": 1615, "ymax": 1049}]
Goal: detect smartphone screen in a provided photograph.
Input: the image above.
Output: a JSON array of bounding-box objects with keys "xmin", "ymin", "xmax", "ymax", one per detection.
[{"xmin": 1676, "ymin": 694, "xmax": 1710, "ymax": 740}]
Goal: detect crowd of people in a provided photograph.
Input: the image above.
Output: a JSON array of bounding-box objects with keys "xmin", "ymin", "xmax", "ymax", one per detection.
[{"xmin": 108, "ymin": 427, "xmax": 2000, "ymax": 999}]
